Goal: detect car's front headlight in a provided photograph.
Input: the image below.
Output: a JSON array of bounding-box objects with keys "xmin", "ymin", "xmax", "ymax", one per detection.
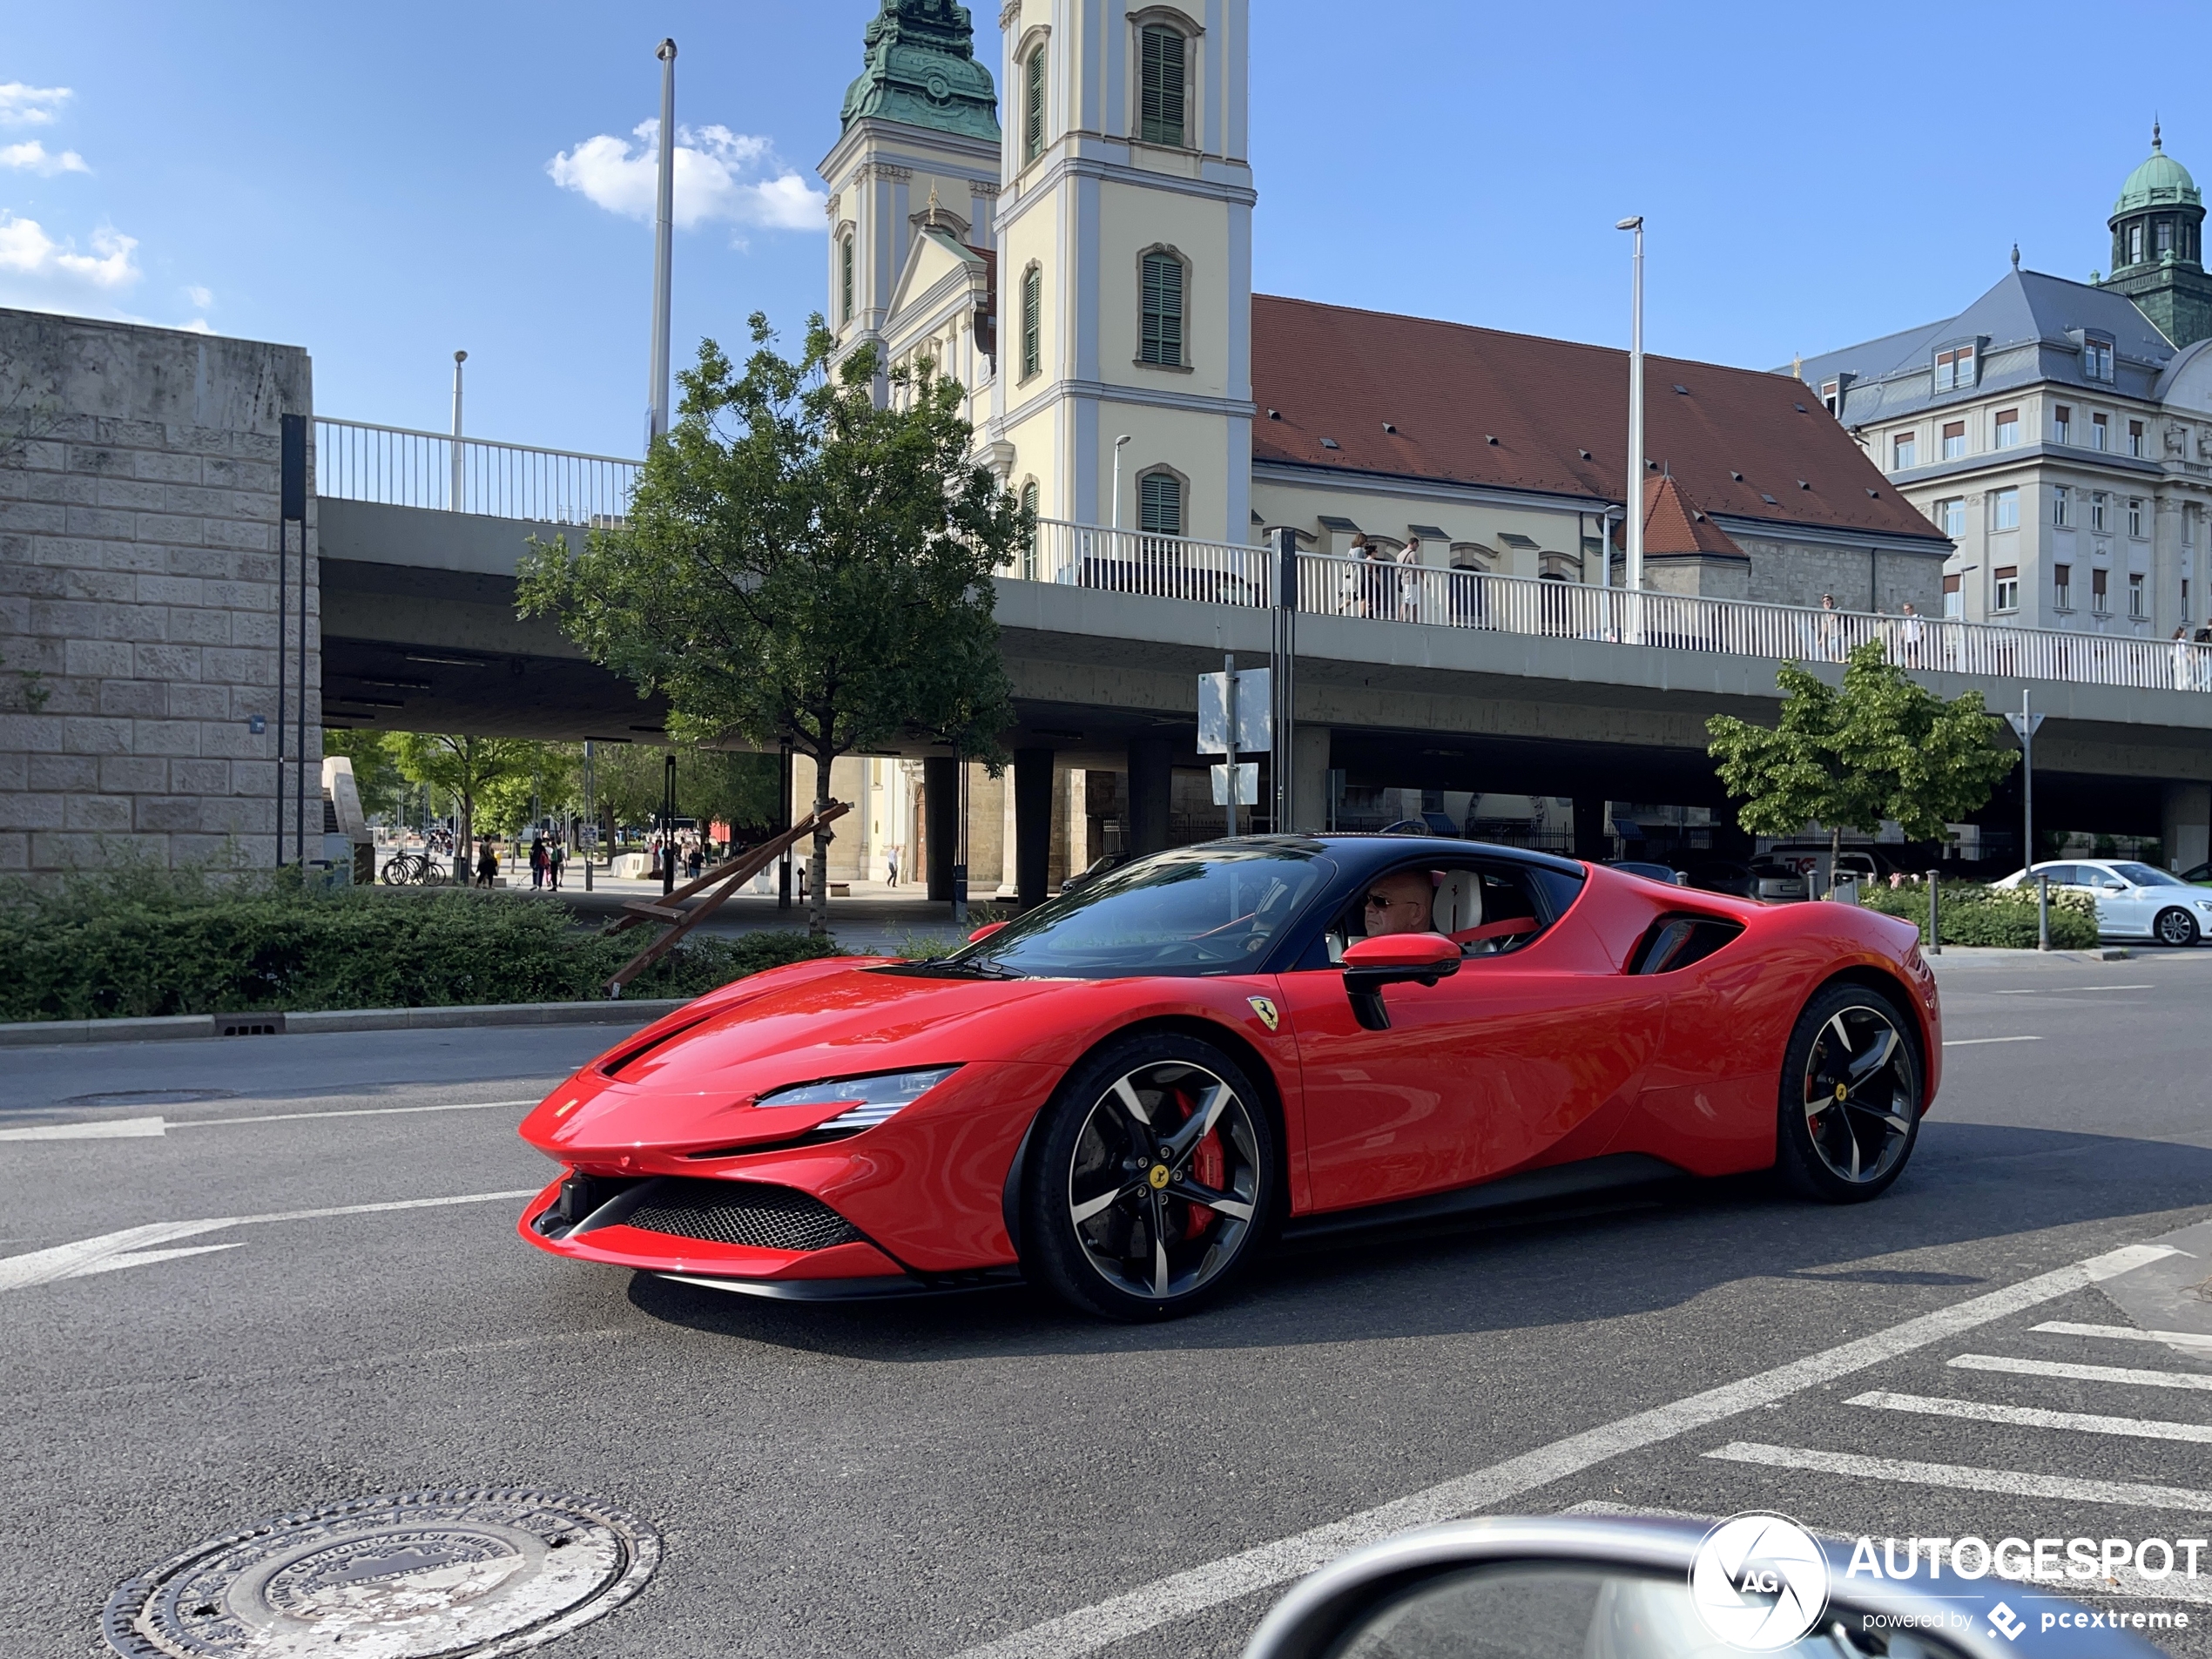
[{"xmin": 752, "ymin": 1067, "xmax": 961, "ymax": 1132}]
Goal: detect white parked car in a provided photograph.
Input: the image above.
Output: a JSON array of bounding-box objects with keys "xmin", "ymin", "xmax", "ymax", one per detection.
[{"xmin": 1994, "ymin": 859, "xmax": 2212, "ymax": 947}]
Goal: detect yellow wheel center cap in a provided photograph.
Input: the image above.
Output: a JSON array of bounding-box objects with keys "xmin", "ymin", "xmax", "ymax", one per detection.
[
  {"xmin": 1148, "ymin": 1163, "xmax": 1171, "ymax": 1190},
  {"xmin": 1834, "ymin": 1082, "xmax": 1849, "ymax": 1102}
]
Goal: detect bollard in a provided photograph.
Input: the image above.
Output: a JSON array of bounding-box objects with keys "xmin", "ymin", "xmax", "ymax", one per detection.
[
  {"xmin": 1926, "ymin": 869, "xmax": 1941, "ymax": 954},
  {"xmin": 2037, "ymin": 872, "xmax": 2052, "ymax": 952}
]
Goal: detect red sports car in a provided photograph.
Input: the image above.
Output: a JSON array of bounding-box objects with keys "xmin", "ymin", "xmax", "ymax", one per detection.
[{"xmin": 517, "ymin": 837, "xmax": 1939, "ymax": 1320}]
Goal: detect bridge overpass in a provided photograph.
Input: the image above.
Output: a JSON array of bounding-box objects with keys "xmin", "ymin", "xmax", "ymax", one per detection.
[{"xmin": 317, "ymin": 418, "xmax": 2212, "ymax": 874}]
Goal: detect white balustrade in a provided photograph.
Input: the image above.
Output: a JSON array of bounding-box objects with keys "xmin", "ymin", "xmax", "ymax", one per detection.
[{"xmin": 314, "ymin": 418, "xmax": 639, "ymax": 526}]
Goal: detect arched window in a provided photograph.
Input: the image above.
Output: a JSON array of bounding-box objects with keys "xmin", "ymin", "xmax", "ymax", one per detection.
[
  {"xmin": 1140, "ymin": 250, "xmax": 1184, "ymax": 367},
  {"xmin": 1138, "ymin": 24, "xmax": 1187, "ymax": 146},
  {"xmin": 1023, "ymin": 45, "xmax": 1047, "ymax": 164},
  {"xmin": 1020, "ymin": 479, "xmax": 1041, "ymax": 578},
  {"xmin": 1020, "ymin": 264, "xmax": 1042, "ymax": 381},
  {"xmin": 840, "ymin": 233, "xmax": 854, "ymax": 324},
  {"xmin": 1139, "ymin": 469, "xmax": 1184, "ymax": 537}
]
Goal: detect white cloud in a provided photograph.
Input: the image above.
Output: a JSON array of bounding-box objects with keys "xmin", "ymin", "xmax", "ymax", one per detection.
[
  {"xmin": 186, "ymin": 285, "xmax": 213, "ymax": 310},
  {"xmin": 0, "ymin": 84, "xmax": 71, "ymax": 128},
  {"xmin": 0, "ymin": 214, "xmax": 140, "ymax": 290},
  {"xmin": 548, "ymin": 119, "xmax": 824, "ymax": 234},
  {"xmin": 0, "ymin": 139, "xmax": 89, "ymax": 175}
]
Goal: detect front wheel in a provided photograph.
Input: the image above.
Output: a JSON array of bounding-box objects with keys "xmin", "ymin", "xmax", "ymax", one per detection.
[
  {"xmin": 2155, "ymin": 907, "xmax": 2200, "ymax": 948},
  {"xmin": 1021, "ymin": 1032, "xmax": 1278, "ymax": 1321},
  {"xmin": 1776, "ymin": 985, "xmax": 1923, "ymax": 1204}
]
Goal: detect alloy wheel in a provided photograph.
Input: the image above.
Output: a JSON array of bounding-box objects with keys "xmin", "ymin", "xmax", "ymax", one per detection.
[
  {"xmin": 1065, "ymin": 1060, "xmax": 1262, "ymax": 1301},
  {"xmin": 1799, "ymin": 1003, "xmax": 1916, "ymax": 1187},
  {"xmin": 2155, "ymin": 907, "xmax": 2198, "ymax": 948}
]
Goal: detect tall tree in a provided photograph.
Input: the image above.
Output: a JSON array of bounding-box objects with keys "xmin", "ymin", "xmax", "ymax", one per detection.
[
  {"xmin": 519, "ymin": 315, "xmax": 1020, "ymax": 931},
  {"xmin": 1709, "ymin": 640, "xmax": 2017, "ymax": 890},
  {"xmin": 387, "ymin": 733, "xmax": 551, "ymax": 880}
]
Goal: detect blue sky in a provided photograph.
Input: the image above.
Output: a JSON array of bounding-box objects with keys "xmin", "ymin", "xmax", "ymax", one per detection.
[{"xmin": 2, "ymin": 2, "xmax": 2200, "ymax": 459}]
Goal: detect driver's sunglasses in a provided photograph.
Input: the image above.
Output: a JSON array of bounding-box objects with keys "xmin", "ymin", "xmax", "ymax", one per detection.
[{"xmin": 1364, "ymin": 892, "xmax": 1415, "ymax": 909}]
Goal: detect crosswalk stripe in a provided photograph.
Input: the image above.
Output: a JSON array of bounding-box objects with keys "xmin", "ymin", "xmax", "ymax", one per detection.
[
  {"xmin": 1849, "ymin": 1389, "xmax": 2212, "ymax": 1443},
  {"xmin": 1706, "ymin": 1442, "xmax": 2212, "ymax": 1511},
  {"xmin": 2033, "ymin": 1320, "xmax": 2212, "ymax": 1352},
  {"xmin": 1952, "ymin": 1352, "xmax": 2212, "ymax": 1392}
]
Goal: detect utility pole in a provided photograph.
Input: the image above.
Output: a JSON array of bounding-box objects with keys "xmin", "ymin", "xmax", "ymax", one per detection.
[
  {"xmin": 582, "ymin": 741, "xmax": 596, "ymax": 893},
  {"xmin": 1615, "ymin": 216, "xmax": 1646, "ymax": 599},
  {"xmin": 449, "ymin": 350, "xmax": 466, "ymax": 511},
  {"xmin": 1272, "ymin": 526, "xmax": 1297, "ymax": 833},
  {"xmin": 1223, "ymin": 653, "xmax": 1239, "ymax": 839},
  {"xmin": 2005, "ymin": 689, "xmax": 2045, "ymax": 876},
  {"xmin": 645, "ymin": 38, "xmax": 678, "ymax": 452}
]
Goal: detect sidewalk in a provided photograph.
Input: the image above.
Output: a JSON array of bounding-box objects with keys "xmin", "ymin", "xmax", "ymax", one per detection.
[{"xmin": 495, "ymin": 869, "xmax": 994, "ymax": 956}]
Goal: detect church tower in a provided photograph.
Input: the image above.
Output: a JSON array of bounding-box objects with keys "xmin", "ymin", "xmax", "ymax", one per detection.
[
  {"xmin": 819, "ymin": 3, "xmax": 1003, "ymax": 391},
  {"xmin": 2106, "ymin": 123, "xmax": 2212, "ymax": 348},
  {"xmin": 989, "ymin": 0, "xmax": 1256, "ymax": 543}
]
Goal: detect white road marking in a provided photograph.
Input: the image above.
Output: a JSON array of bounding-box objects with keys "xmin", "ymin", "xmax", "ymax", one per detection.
[
  {"xmin": 1848, "ymin": 1388, "xmax": 2212, "ymax": 1443},
  {"xmin": 177, "ymin": 1098, "xmax": 539, "ymax": 1128},
  {"xmin": 70, "ymin": 1243, "xmax": 245, "ymax": 1277},
  {"xmin": 942, "ymin": 1241, "xmax": 2175, "ymax": 1659},
  {"xmin": 1705, "ymin": 1441, "xmax": 2212, "ymax": 1512},
  {"xmin": 0, "ymin": 1189, "xmax": 539, "ymax": 1293},
  {"xmin": 1940, "ymin": 1035, "xmax": 2043, "ymax": 1048},
  {"xmin": 0, "ymin": 1116, "xmax": 166, "ymax": 1141},
  {"xmin": 1951, "ymin": 1352, "xmax": 2212, "ymax": 1392},
  {"xmin": 2077, "ymin": 984, "xmax": 2156, "ymax": 992},
  {"xmin": 2033, "ymin": 1319, "xmax": 2212, "ymax": 1352}
]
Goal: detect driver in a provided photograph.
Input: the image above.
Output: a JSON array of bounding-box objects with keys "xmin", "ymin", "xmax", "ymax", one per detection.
[{"xmin": 1361, "ymin": 869, "xmax": 1436, "ymax": 937}]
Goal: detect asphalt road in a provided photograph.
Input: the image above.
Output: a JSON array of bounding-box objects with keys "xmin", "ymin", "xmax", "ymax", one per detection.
[{"xmin": 5, "ymin": 952, "xmax": 2212, "ymax": 1659}]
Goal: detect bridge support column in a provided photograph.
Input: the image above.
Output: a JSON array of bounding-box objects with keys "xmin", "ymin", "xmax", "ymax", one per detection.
[
  {"xmin": 1015, "ymin": 747, "xmax": 1055, "ymax": 909},
  {"xmin": 1291, "ymin": 726, "xmax": 1331, "ymax": 833},
  {"xmin": 1126, "ymin": 738, "xmax": 1172, "ymax": 857},
  {"xmin": 2164, "ymin": 780, "xmax": 2211, "ymax": 873},
  {"xmin": 923, "ymin": 756, "xmax": 958, "ymax": 900},
  {"xmin": 1572, "ymin": 793, "xmax": 1609, "ymax": 863}
]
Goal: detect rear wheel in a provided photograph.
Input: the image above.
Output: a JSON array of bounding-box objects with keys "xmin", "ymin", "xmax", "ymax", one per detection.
[
  {"xmin": 1776, "ymin": 985, "xmax": 1922, "ymax": 1204},
  {"xmin": 2155, "ymin": 907, "xmax": 2199, "ymax": 948},
  {"xmin": 1021, "ymin": 1032, "xmax": 1277, "ymax": 1321}
]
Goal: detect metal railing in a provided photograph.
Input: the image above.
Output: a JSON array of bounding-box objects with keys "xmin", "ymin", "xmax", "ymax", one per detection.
[
  {"xmin": 1009, "ymin": 520, "xmax": 2212, "ymax": 694},
  {"xmin": 314, "ymin": 417, "xmax": 639, "ymax": 526}
]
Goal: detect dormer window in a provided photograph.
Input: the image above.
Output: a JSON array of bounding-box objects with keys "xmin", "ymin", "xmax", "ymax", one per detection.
[
  {"xmin": 2083, "ymin": 335, "xmax": 2115, "ymax": 381},
  {"xmin": 1138, "ymin": 23, "xmax": 1188, "ymax": 146},
  {"xmin": 1933, "ymin": 341, "xmax": 1977, "ymax": 389}
]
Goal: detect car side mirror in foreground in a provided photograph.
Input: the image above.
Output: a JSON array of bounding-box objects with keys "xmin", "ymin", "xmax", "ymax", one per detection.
[
  {"xmin": 1241, "ymin": 1515, "xmax": 2161, "ymax": 1659},
  {"xmin": 1341, "ymin": 932, "xmax": 1460, "ymax": 1031},
  {"xmin": 967, "ymin": 921, "xmax": 1008, "ymax": 943}
]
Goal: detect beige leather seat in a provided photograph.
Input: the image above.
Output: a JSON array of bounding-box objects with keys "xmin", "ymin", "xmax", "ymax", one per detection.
[{"xmin": 1432, "ymin": 869, "xmax": 1482, "ymax": 936}]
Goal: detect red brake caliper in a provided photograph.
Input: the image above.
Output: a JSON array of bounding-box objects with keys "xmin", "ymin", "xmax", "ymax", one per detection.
[{"xmin": 1185, "ymin": 1130, "xmax": 1224, "ymax": 1238}]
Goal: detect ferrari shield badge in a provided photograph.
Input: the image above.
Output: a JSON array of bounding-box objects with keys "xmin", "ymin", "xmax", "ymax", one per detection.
[{"xmin": 1247, "ymin": 995, "xmax": 1280, "ymax": 1032}]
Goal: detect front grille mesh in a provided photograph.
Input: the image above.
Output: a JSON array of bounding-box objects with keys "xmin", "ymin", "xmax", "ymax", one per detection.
[{"xmin": 619, "ymin": 1178, "xmax": 862, "ymax": 1252}]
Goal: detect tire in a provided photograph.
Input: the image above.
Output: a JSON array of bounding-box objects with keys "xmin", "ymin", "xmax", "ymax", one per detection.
[
  {"xmin": 1775, "ymin": 984, "xmax": 1923, "ymax": 1204},
  {"xmin": 1020, "ymin": 1031, "xmax": 1278, "ymax": 1321},
  {"xmin": 2155, "ymin": 907, "xmax": 2200, "ymax": 948}
]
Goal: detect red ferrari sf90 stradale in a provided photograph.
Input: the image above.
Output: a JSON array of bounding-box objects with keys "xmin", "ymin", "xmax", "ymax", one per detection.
[{"xmin": 518, "ymin": 836, "xmax": 1939, "ymax": 1320}]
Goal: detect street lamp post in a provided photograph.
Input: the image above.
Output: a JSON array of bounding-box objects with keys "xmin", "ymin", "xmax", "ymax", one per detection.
[
  {"xmin": 645, "ymin": 38, "xmax": 678, "ymax": 452},
  {"xmin": 1615, "ymin": 216, "xmax": 1645, "ymax": 600},
  {"xmin": 1111, "ymin": 433, "xmax": 1131, "ymax": 543},
  {"xmin": 449, "ymin": 351, "xmax": 466, "ymax": 512}
]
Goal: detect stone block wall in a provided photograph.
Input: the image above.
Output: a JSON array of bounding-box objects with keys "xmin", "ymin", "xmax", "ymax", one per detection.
[{"xmin": 0, "ymin": 307, "xmax": 315, "ymax": 875}]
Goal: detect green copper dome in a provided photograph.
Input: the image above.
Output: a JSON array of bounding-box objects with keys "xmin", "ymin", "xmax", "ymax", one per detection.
[
  {"xmin": 840, "ymin": 0, "xmax": 1001, "ymax": 143},
  {"xmin": 2114, "ymin": 125, "xmax": 2201, "ymax": 216}
]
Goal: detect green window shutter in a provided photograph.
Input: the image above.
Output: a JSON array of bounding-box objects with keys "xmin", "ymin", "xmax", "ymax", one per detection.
[
  {"xmin": 840, "ymin": 236, "xmax": 853, "ymax": 323},
  {"xmin": 1140, "ymin": 252, "xmax": 1184, "ymax": 366},
  {"xmin": 1025, "ymin": 49, "xmax": 1046, "ymax": 163},
  {"xmin": 1022, "ymin": 266, "xmax": 1042, "ymax": 380},
  {"xmin": 1139, "ymin": 26, "xmax": 1186, "ymax": 147},
  {"xmin": 1139, "ymin": 471, "xmax": 1182, "ymax": 536}
]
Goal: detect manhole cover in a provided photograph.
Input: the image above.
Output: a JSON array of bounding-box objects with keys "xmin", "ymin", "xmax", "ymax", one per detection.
[
  {"xmin": 102, "ymin": 1487, "xmax": 659, "ymax": 1658},
  {"xmin": 61, "ymin": 1089, "xmax": 239, "ymax": 1108}
]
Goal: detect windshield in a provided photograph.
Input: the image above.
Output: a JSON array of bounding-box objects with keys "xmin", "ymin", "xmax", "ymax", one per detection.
[
  {"xmin": 948, "ymin": 844, "xmax": 1332, "ymax": 977},
  {"xmin": 2114, "ymin": 861, "xmax": 2185, "ymax": 887}
]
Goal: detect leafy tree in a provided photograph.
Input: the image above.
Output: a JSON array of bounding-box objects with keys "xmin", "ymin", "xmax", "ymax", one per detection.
[
  {"xmin": 519, "ymin": 315, "xmax": 1021, "ymax": 931},
  {"xmin": 321, "ymin": 730, "xmax": 408, "ymax": 822},
  {"xmin": 575, "ymin": 743, "xmax": 783, "ymax": 844},
  {"xmin": 386, "ymin": 733, "xmax": 552, "ymax": 880},
  {"xmin": 1708, "ymin": 641, "xmax": 2017, "ymax": 891}
]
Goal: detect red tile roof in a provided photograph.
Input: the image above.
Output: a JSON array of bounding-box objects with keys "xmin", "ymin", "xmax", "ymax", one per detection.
[
  {"xmin": 1250, "ymin": 295, "xmax": 1943, "ymax": 545},
  {"xmin": 1641, "ymin": 475, "xmax": 1744, "ymax": 557}
]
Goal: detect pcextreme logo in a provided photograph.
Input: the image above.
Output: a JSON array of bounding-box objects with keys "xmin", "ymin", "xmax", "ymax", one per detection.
[{"xmin": 1689, "ymin": 1514, "xmax": 1831, "ymax": 1651}]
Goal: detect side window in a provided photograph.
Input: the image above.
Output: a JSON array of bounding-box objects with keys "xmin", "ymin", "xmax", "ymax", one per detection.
[{"xmin": 1317, "ymin": 861, "xmax": 1581, "ymax": 964}]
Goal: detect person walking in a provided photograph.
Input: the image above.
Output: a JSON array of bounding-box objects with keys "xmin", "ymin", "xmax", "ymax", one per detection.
[
  {"xmin": 475, "ymin": 839, "xmax": 498, "ymax": 888},
  {"xmin": 549, "ymin": 840, "xmax": 564, "ymax": 892},
  {"xmin": 885, "ymin": 845, "xmax": 900, "ymax": 888},
  {"xmin": 1343, "ymin": 533, "xmax": 1372, "ymax": 617},
  {"xmin": 1816, "ymin": 593, "xmax": 1843, "ymax": 660},
  {"xmin": 1898, "ymin": 601, "xmax": 1925, "ymax": 668},
  {"xmin": 1396, "ymin": 536, "xmax": 1424, "ymax": 623},
  {"xmin": 529, "ymin": 834, "xmax": 548, "ymax": 890}
]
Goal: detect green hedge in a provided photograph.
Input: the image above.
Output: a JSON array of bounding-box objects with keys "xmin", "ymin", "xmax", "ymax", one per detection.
[
  {"xmin": 0, "ymin": 870, "xmax": 845, "ymax": 1022},
  {"xmin": 1857, "ymin": 880, "xmax": 2101, "ymax": 950}
]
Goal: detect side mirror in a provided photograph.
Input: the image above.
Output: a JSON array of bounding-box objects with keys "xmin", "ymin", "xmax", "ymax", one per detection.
[
  {"xmin": 1341, "ymin": 932, "xmax": 1460, "ymax": 1031},
  {"xmin": 967, "ymin": 921, "xmax": 1008, "ymax": 943}
]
